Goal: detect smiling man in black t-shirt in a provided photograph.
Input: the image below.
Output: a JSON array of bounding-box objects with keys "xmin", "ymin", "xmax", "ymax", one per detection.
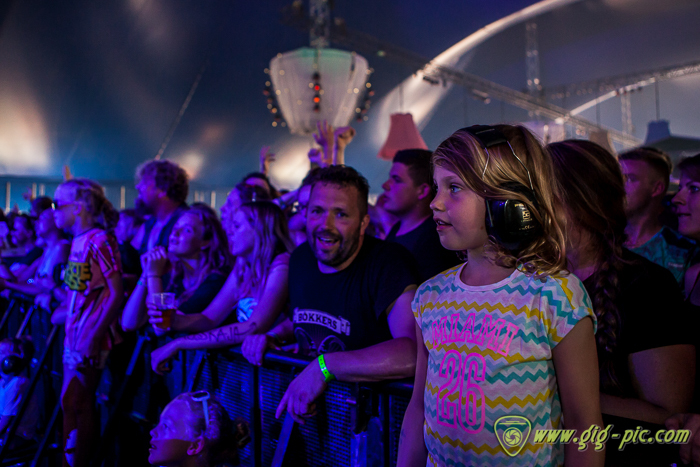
[{"xmin": 252, "ymin": 166, "xmax": 420, "ymax": 423}]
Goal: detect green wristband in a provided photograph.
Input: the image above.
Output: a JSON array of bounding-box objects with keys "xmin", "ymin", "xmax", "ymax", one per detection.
[{"xmin": 317, "ymin": 354, "xmax": 335, "ymax": 382}]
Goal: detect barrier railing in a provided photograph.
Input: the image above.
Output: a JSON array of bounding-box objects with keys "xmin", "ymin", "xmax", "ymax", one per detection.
[
  {"xmin": 2, "ymin": 295, "xmax": 416, "ymax": 467},
  {"xmin": 0, "ymin": 296, "xmax": 63, "ymax": 466},
  {"xmin": 191, "ymin": 347, "xmax": 414, "ymax": 467}
]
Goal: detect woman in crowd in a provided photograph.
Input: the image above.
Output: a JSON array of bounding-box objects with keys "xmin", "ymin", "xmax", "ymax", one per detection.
[
  {"xmin": 148, "ymin": 391, "xmax": 248, "ymax": 467},
  {"xmin": 0, "ymin": 207, "xmax": 70, "ymax": 305},
  {"xmin": 52, "ymin": 178, "xmax": 123, "ymax": 467},
  {"xmin": 121, "ymin": 203, "xmax": 231, "ymax": 332},
  {"xmin": 0, "ymin": 214, "xmax": 43, "ymax": 279},
  {"xmin": 399, "ymin": 125, "xmax": 603, "ymax": 466},
  {"xmin": 673, "ymin": 154, "xmax": 700, "ymax": 301},
  {"xmin": 219, "ymin": 183, "xmax": 271, "ymax": 234},
  {"xmin": 149, "ymin": 201, "xmax": 293, "ymax": 373},
  {"xmin": 548, "ymin": 140, "xmax": 695, "ymax": 466}
]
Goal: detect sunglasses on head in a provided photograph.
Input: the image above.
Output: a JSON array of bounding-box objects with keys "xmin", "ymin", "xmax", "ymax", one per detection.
[{"xmin": 191, "ymin": 390, "xmax": 211, "ymax": 428}]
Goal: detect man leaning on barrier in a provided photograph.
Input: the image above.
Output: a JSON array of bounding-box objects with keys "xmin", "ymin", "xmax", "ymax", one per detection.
[{"xmin": 243, "ymin": 165, "xmax": 421, "ymax": 423}]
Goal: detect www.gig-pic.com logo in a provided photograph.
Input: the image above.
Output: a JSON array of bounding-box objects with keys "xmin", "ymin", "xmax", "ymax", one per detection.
[{"xmin": 494, "ymin": 416, "xmax": 532, "ymax": 457}]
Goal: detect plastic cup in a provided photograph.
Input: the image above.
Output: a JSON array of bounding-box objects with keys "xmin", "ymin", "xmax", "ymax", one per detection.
[{"xmin": 151, "ymin": 292, "xmax": 176, "ymax": 330}]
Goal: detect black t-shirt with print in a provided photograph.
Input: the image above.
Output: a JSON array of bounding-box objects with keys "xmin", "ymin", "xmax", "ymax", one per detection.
[
  {"xmin": 385, "ymin": 217, "xmax": 460, "ymax": 282},
  {"xmin": 288, "ymin": 235, "xmax": 420, "ymax": 357}
]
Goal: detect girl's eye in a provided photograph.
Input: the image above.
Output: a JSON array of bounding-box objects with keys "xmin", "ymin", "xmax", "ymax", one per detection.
[
  {"xmin": 690, "ymin": 185, "xmax": 700, "ymax": 193},
  {"xmin": 450, "ymin": 184, "xmax": 462, "ymax": 193}
]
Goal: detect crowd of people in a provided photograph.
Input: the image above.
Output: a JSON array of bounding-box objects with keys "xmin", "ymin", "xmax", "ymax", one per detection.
[{"xmin": 1, "ymin": 121, "xmax": 700, "ymax": 466}]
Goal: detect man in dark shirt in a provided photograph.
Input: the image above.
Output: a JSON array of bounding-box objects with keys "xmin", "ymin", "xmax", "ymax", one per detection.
[
  {"xmin": 382, "ymin": 149, "xmax": 459, "ymax": 281},
  {"xmin": 260, "ymin": 166, "xmax": 420, "ymax": 423},
  {"xmin": 131, "ymin": 159, "xmax": 189, "ymax": 256}
]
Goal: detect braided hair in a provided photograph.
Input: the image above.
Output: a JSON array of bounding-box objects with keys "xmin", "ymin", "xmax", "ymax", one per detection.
[{"xmin": 548, "ymin": 140, "xmax": 628, "ymax": 391}]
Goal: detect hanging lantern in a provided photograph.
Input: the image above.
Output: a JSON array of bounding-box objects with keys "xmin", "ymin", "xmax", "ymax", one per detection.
[
  {"xmin": 269, "ymin": 47, "xmax": 370, "ymax": 135},
  {"xmin": 378, "ymin": 113, "xmax": 428, "ymax": 161}
]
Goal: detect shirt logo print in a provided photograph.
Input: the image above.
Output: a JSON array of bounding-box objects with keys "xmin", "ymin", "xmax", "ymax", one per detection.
[{"xmin": 64, "ymin": 261, "xmax": 92, "ymax": 292}]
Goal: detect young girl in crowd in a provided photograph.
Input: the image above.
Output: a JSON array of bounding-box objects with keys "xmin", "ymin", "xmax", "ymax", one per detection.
[
  {"xmin": 0, "ymin": 208, "xmax": 70, "ymax": 305},
  {"xmin": 121, "ymin": 203, "xmax": 232, "ymax": 332},
  {"xmin": 549, "ymin": 140, "xmax": 694, "ymax": 466},
  {"xmin": 149, "ymin": 201, "xmax": 293, "ymax": 373},
  {"xmin": 673, "ymin": 154, "xmax": 700, "ymax": 301},
  {"xmin": 149, "ymin": 391, "xmax": 247, "ymax": 467},
  {"xmin": 52, "ymin": 178, "xmax": 123, "ymax": 467},
  {"xmin": 398, "ymin": 125, "xmax": 603, "ymax": 466}
]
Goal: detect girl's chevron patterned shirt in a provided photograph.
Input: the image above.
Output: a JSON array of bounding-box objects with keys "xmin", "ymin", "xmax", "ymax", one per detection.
[{"xmin": 412, "ymin": 264, "xmax": 596, "ymax": 467}]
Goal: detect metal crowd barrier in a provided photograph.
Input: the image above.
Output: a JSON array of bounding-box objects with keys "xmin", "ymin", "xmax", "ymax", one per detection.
[
  {"xmin": 0, "ymin": 295, "xmax": 63, "ymax": 466},
  {"xmin": 2, "ymin": 294, "xmax": 416, "ymax": 467},
  {"xmin": 191, "ymin": 347, "xmax": 414, "ymax": 467}
]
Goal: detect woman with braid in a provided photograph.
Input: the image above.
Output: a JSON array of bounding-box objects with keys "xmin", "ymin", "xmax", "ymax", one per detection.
[
  {"xmin": 548, "ymin": 140, "xmax": 695, "ymax": 466},
  {"xmin": 52, "ymin": 178, "xmax": 123, "ymax": 467}
]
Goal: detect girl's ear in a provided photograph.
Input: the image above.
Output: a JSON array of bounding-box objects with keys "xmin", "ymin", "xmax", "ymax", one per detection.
[
  {"xmin": 187, "ymin": 437, "xmax": 205, "ymax": 456},
  {"xmin": 200, "ymin": 239, "xmax": 211, "ymax": 251}
]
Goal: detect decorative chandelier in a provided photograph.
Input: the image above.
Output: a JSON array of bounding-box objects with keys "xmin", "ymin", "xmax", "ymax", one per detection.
[{"xmin": 264, "ymin": 0, "xmax": 372, "ymax": 135}]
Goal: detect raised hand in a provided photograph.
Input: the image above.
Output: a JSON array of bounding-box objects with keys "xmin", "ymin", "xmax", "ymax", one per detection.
[
  {"xmin": 144, "ymin": 247, "xmax": 169, "ymax": 277},
  {"xmin": 335, "ymin": 126, "xmax": 355, "ymax": 150}
]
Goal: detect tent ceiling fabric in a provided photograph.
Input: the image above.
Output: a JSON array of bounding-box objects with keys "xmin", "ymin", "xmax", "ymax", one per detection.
[{"xmin": 0, "ymin": 0, "xmax": 699, "ymax": 191}]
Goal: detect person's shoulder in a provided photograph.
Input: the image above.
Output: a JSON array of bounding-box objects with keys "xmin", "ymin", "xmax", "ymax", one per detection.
[
  {"xmin": 204, "ymin": 269, "xmax": 228, "ymax": 284},
  {"xmin": 416, "ymin": 263, "xmax": 463, "ymax": 294},
  {"xmin": 621, "ymin": 249, "xmax": 679, "ymax": 290},
  {"xmin": 289, "ymin": 241, "xmax": 314, "ymax": 267},
  {"xmin": 364, "ymin": 234, "xmax": 411, "ymax": 259},
  {"xmin": 660, "ymin": 226, "xmax": 696, "ymax": 251},
  {"xmin": 271, "ymin": 251, "xmax": 291, "ymax": 268},
  {"xmin": 532, "ymin": 270, "xmax": 591, "ymax": 307}
]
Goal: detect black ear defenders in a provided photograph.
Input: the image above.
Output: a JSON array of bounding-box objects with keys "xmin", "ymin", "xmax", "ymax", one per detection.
[
  {"xmin": 1, "ymin": 340, "xmax": 27, "ymax": 376},
  {"xmin": 1, "ymin": 354, "xmax": 26, "ymax": 376},
  {"xmin": 459, "ymin": 125, "xmax": 542, "ymax": 252}
]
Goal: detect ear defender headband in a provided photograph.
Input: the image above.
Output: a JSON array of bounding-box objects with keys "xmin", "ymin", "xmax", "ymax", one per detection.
[{"xmin": 459, "ymin": 125, "xmax": 542, "ymax": 252}]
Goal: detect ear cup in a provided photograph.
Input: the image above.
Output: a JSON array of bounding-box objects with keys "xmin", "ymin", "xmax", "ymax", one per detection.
[
  {"xmin": 1, "ymin": 354, "xmax": 26, "ymax": 376},
  {"xmin": 485, "ymin": 182, "xmax": 542, "ymax": 252}
]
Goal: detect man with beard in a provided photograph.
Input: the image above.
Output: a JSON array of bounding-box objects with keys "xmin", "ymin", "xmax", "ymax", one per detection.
[
  {"xmin": 131, "ymin": 160, "xmax": 189, "ymax": 256},
  {"xmin": 382, "ymin": 149, "xmax": 460, "ymax": 281},
  {"xmin": 246, "ymin": 166, "xmax": 420, "ymax": 423},
  {"xmin": 620, "ymin": 147, "xmax": 695, "ymax": 284}
]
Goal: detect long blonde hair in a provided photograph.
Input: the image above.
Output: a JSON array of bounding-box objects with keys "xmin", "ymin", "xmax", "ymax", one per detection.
[
  {"xmin": 432, "ymin": 124, "xmax": 567, "ymax": 277},
  {"xmin": 232, "ymin": 201, "xmax": 294, "ymax": 299}
]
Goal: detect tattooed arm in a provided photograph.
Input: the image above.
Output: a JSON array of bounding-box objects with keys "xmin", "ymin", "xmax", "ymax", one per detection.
[{"xmin": 150, "ymin": 320, "xmax": 259, "ymax": 374}]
